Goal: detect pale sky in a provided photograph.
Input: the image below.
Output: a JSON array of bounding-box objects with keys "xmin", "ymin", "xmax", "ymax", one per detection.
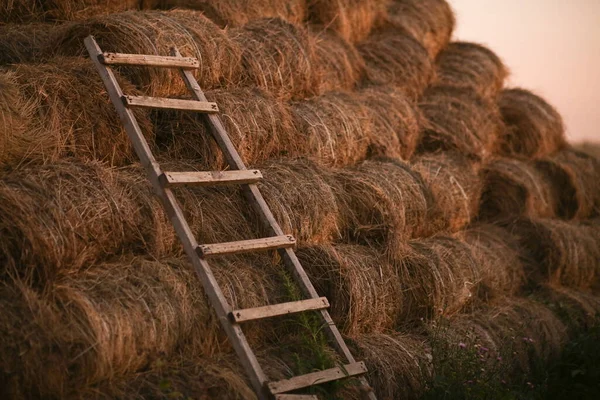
[{"xmin": 450, "ymin": 0, "xmax": 600, "ymax": 143}]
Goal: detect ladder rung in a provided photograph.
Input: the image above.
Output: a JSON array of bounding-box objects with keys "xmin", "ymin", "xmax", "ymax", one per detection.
[
  {"xmin": 99, "ymin": 52, "xmax": 200, "ymax": 69},
  {"xmin": 268, "ymin": 362, "xmax": 368, "ymax": 395},
  {"xmin": 122, "ymin": 95, "xmax": 219, "ymax": 113},
  {"xmin": 230, "ymin": 297, "xmax": 330, "ymax": 323},
  {"xmin": 197, "ymin": 235, "xmax": 296, "ymax": 258},
  {"xmin": 159, "ymin": 170, "xmax": 262, "ymax": 187},
  {"xmin": 275, "ymin": 395, "xmax": 319, "ymax": 400}
]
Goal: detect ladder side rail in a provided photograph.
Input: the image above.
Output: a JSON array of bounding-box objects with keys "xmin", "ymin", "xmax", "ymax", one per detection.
[{"xmin": 85, "ymin": 36, "xmax": 270, "ymax": 400}]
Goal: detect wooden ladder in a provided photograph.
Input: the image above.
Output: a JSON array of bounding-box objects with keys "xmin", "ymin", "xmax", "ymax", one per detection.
[{"xmin": 85, "ymin": 36, "xmax": 377, "ymax": 400}]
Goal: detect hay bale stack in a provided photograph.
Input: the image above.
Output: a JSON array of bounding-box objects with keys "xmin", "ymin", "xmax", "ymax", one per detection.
[
  {"xmin": 0, "ymin": 256, "xmax": 279, "ymax": 398},
  {"xmin": 230, "ymin": 18, "xmax": 318, "ymax": 100},
  {"xmin": 359, "ymin": 27, "xmax": 434, "ymax": 100},
  {"xmin": 258, "ymin": 159, "xmax": 342, "ymax": 244},
  {"xmin": 311, "ymin": 27, "xmax": 366, "ymax": 93},
  {"xmin": 536, "ymin": 148, "xmax": 600, "ymax": 219},
  {"xmin": 0, "ymin": 0, "xmax": 141, "ymax": 23},
  {"xmin": 307, "ymin": 0, "xmax": 389, "ymax": 44},
  {"xmin": 385, "ymin": 0, "xmax": 455, "ymax": 58},
  {"xmin": 296, "ymin": 244, "xmax": 402, "ymax": 335},
  {"xmin": 157, "ymin": 0, "xmax": 306, "ymax": 28},
  {"xmin": 508, "ymin": 218, "xmax": 600, "ymax": 289},
  {"xmin": 496, "ymin": 88, "xmax": 567, "ymax": 158},
  {"xmin": 0, "ymin": 23, "xmax": 56, "ymax": 65},
  {"xmin": 418, "ymin": 86, "xmax": 503, "ymax": 159},
  {"xmin": 435, "ymin": 42, "xmax": 508, "ymax": 100},
  {"xmin": 0, "ymin": 58, "xmax": 154, "ymax": 167},
  {"xmin": 535, "ymin": 286, "xmax": 600, "ymax": 334},
  {"xmin": 478, "ymin": 157, "xmax": 557, "ymax": 221},
  {"xmin": 333, "ymin": 158, "xmax": 437, "ymax": 246},
  {"xmin": 53, "ymin": 10, "xmax": 241, "ymax": 97},
  {"xmin": 393, "ymin": 235, "xmax": 481, "ymax": 320},
  {"xmin": 458, "ymin": 224, "xmax": 526, "ymax": 300},
  {"xmin": 156, "ymin": 87, "xmax": 298, "ymax": 169},
  {"xmin": 412, "ymin": 152, "xmax": 482, "ymax": 232},
  {"xmin": 349, "ymin": 333, "xmax": 429, "ymax": 400}
]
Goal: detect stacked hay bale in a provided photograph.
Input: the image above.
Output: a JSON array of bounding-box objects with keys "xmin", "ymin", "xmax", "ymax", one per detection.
[{"xmin": 0, "ymin": 1, "xmax": 599, "ymax": 399}]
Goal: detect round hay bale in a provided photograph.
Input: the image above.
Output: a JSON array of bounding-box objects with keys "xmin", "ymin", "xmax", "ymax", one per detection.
[
  {"xmin": 0, "ymin": 0, "xmax": 141, "ymax": 22},
  {"xmin": 0, "ymin": 57, "xmax": 154, "ymax": 167},
  {"xmin": 0, "ymin": 23, "xmax": 57, "ymax": 65},
  {"xmin": 435, "ymin": 41, "xmax": 508, "ymax": 100},
  {"xmin": 156, "ymin": 87, "xmax": 298, "ymax": 170},
  {"xmin": 417, "ymin": 86, "xmax": 503, "ymax": 159},
  {"xmin": 507, "ymin": 218, "xmax": 600, "ymax": 289},
  {"xmin": 296, "ymin": 244, "xmax": 402, "ymax": 335},
  {"xmin": 496, "ymin": 88, "xmax": 567, "ymax": 158},
  {"xmin": 333, "ymin": 158, "xmax": 437, "ymax": 246},
  {"xmin": 412, "ymin": 151, "xmax": 482, "ymax": 232},
  {"xmin": 536, "ymin": 148, "xmax": 600, "ymax": 219},
  {"xmin": 257, "ymin": 159, "xmax": 341, "ymax": 244},
  {"xmin": 358, "ymin": 85, "xmax": 420, "ymax": 160},
  {"xmin": 157, "ymin": 0, "xmax": 306, "ymax": 28},
  {"xmin": 385, "ymin": 0, "xmax": 455, "ymax": 58},
  {"xmin": 306, "ymin": 0, "xmax": 389, "ymax": 44},
  {"xmin": 478, "ymin": 157, "xmax": 557, "ymax": 221},
  {"xmin": 535, "ymin": 285, "xmax": 600, "ymax": 334},
  {"xmin": 52, "ymin": 10, "xmax": 242, "ymax": 97},
  {"xmin": 359, "ymin": 27, "xmax": 434, "ymax": 100},
  {"xmin": 311, "ymin": 26, "xmax": 366, "ymax": 93},
  {"xmin": 393, "ymin": 235, "xmax": 481, "ymax": 320},
  {"xmin": 457, "ymin": 223, "xmax": 526, "ymax": 300},
  {"xmin": 230, "ymin": 18, "xmax": 318, "ymax": 100},
  {"xmin": 349, "ymin": 333, "xmax": 429, "ymax": 400}
]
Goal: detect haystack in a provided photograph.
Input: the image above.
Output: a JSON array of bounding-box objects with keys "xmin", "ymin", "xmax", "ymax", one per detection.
[
  {"xmin": 296, "ymin": 244, "xmax": 402, "ymax": 335},
  {"xmin": 155, "ymin": 87, "xmax": 298, "ymax": 169},
  {"xmin": 412, "ymin": 151, "xmax": 481, "ymax": 232},
  {"xmin": 0, "ymin": 0, "xmax": 140, "ymax": 23},
  {"xmin": 417, "ymin": 86, "xmax": 502, "ymax": 158},
  {"xmin": 307, "ymin": 0, "xmax": 389, "ymax": 43},
  {"xmin": 435, "ymin": 42, "xmax": 508, "ymax": 100},
  {"xmin": 230, "ymin": 18, "xmax": 318, "ymax": 100},
  {"xmin": 53, "ymin": 10, "xmax": 241, "ymax": 96},
  {"xmin": 507, "ymin": 218, "xmax": 600, "ymax": 289},
  {"xmin": 393, "ymin": 235, "xmax": 481, "ymax": 320},
  {"xmin": 536, "ymin": 148, "xmax": 600, "ymax": 219},
  {"xmin": 0, "ymin": 23, "xmax": 55, "ymax": 65},
  {"xmin": 478, "ymin": 157, "xmax": 557, "ymax": 221},
  {"xmin": 359, "ymin": 27, "xmax": 434, "ymax": 100},
  {"xmin": 0, "ymin": 57, "xmax": 154, "ymax": 167},
  {"xmin": 158, "ymin": 0, "xmax": 306, "ymax": 28},
  {"xmin": 496, "ymin": 88, "xmax": 567, "ymax": 158},
  {"xmin": 385, "ymin": 0, "xmax": 455, "ymax": 58}
]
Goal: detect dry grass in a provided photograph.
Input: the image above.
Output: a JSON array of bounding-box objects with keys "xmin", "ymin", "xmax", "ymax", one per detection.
[
  {"xmin": 53, "ymin": 10, "xmax": 242, "ymax": 96},
  {"xmin": 418, "ymin": 86, "xmax": 503, "ymax": 159},
  {"xmin": 412, "ymin": 151, "xmax": 482, "ymax": 232},
  {"xmin": 0, "ymin": 0, "xmax": 140, "ymax": 22},
  {"xmin": 435, "ymin": 41, "xmax": 508, "ymax": 100},
  {"xmin": 296, "ymin": 244, "xmax": 402, "ymax": 335},
  {"xmin": 536, "ymin": 148, "xmax": 600, "ymax": 219},
  {"xmin": 0, "ymin": 57, "xmax": 154, "ymax": 167},
  {"xmin": 307, "ymin": 0, "xmax": 389, "ymax": 43},
  {"xmin": 507, "ymin": 218, "xmax": 600, "ymax": 289},
  {"xmin": 359, "ymin": 27, "xmax": 434, "ymax": 100},
  {"xmin": 157, "ymin": 0, "xmax": 306, "ymax": 28},
  {"xmin": 385, "ymin": 0, "xmax": 455, "ymax": 58},
  {"xmin": 496, "ymin": 88, "xmax": 567, "ymax": 158},
  {"xmin": 230, "ymin": 18, "xmax": 318, "ymax": 100},
  {"xmin": 478, "ymin": 157, "xmax": 557, "ymax": 221},
  {"xmin": 0, "ymin": 23, "xmax": 56, "ymax": 65}
]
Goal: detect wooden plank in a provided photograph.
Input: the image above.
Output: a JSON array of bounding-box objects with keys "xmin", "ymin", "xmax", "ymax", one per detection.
[
  {"xmin": 197, "ymin": 235, "xmax": 296, "ymax": 258},
  {"xmin": 159, "ymin": 170, "xmax": 262, "ymax": 187},
  {"xmin": 86, "ymin": 37, "xmax": 271, "ymax": 400},
  {"xmin": 99, "ymin": 52, "xmax": 199, "ymax": 69},
  {"xmin": 122, "ymin": 95, "xmax": 219, "ymax": 113},
  {"xmin": 275, "ymin": 395, "xmax": 319, "ymax": 400},
  {"xmin": 268, "ymin": 362, "xmax": 368, "ymax": 395},
  {"xmin": 230, "ymin": 297, "xmax": 329, "ymax": 323}
]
